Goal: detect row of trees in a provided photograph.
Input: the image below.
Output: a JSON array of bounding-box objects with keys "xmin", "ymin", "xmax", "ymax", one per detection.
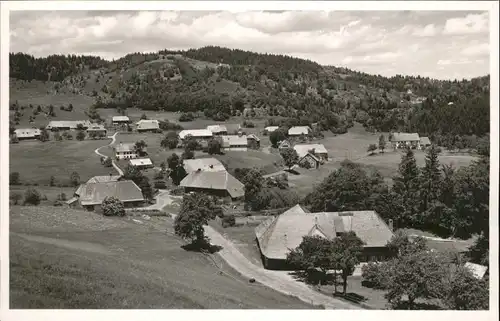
[{"xmin": 303, "ymin": 146, "xmax": 489, "ymax": 267}]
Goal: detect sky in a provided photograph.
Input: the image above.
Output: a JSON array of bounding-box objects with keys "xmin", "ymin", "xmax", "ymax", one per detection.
[{"xmin": 9, "ymin": 10, "xmax": 491, "ymax": 80}]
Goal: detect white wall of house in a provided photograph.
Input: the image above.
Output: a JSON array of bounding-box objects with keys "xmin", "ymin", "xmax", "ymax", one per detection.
[{"xmin": 116, "ymin": 151, "xmax": 138, "ymax": 160}]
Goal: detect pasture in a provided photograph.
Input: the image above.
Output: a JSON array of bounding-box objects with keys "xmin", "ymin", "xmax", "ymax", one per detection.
[
  {"xmin": 9, "ymin": 140, "xmax": 112, "ymax": 186},
  {"xmin": 10, "ymin": 206, "xmax": 314, "ymax": 309}
]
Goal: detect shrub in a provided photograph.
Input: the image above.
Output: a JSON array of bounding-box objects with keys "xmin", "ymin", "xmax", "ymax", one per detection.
[
  {"xmin": 58, "ymin": 193, "xmax": 67, "ymax": 201},
  {"xmin": 49, "ymin": 175, "xmax": 56, "ymax": 187},
  {"xmin": 10, "ymin": 172, "xmax": 20, "ymax": 185},
  {"xmin": 10, "ymin": 192, "xmax": 23, "ymax": 205},
  {"xmin": 222, "ymin": 214, "xmax": 236, "ymax": 228},
  {"xmin": 243, "ymin": 120, "xmax": 255, "ymax": 128},
  {"xmin": 103, "ymin": 158, "xmax": 113, "ymax": 167},
  {"xmin": 101, "ymin": 196, "xmax": 125, "ymax": 217},
  {"xmin": 76, "ymin": 131, "xmax": 86, "ymax": 141},
  {"xmin": 154, "ymin": 180, "xmax": 167, "ymax": 189},
  {"xmin": 53, "ymin": 200, "xmax": 64, "ymax": 206},
  {"xmin": 361, "ymin": 262, "xmax": 387, "ymax": 289},
  {"xmin": 179, "ymin": 112, "xmax": 195, "ymax": 122},
  {"xmin": 23, "ymin": 188, "xmax": 41, "ymax": 205}
]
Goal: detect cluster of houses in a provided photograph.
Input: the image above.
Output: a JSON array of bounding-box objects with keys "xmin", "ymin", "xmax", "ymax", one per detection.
[{"xmin": 178, "ymin": 125, "xmax": 261, "ymax": 151}]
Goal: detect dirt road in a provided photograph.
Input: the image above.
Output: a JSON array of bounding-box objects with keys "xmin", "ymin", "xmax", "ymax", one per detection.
[{"xmin": 94, "ymin": 132, "xmax": 123, "ymax": 176}]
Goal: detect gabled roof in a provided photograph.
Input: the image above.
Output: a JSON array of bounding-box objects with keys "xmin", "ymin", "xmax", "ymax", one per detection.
[
  {"xmin": 179, "ymin": 129, "xmax": 213, "ymax": 140},
  {"xmin": 129, "ymin": 158, "xmax": 153, "ymax": 166},
  {"xmin": 87, "ymin": 124, "xmax": 107, "ymax": 131},
  {"xmin": 300, "ymin": 152, "xmax": 320, "ymax": 163},
  {"xmin": 288, "ymin": 126, "xmax": 311, "ymax": 136},
  {"xmin": 46, "ymin": 120, "xmax": 91, "ymax": 129},
  {"xmin": 464, "ymin": 262, "xmax": 488, "ymax": 279},
  {"xmin": 255, "ymin": 205, "xmax": 394, "ymax": 260},
  {"xmin": 180, "ymin": 170, "xmax": 244, "ymax": 198},
  {"xmin": 222, "ymin": 135, "xmax": 248, "ymax": 147},
  {"xmin": 114, "ymin": 143, "xmax": 135, "ymax": 153},
  {"xmin": 183, "ymin": 158, "xmax": 226, "ymax": 173},
  {"xmin": 419, "ymin": 136, "xmax": 431, "ymax": 145},
  {"xmin": 391, "ymin": 132, "xmax": 420, "ymax": 142},
  {"xmin": 78, "ymin": 180, "xmax": 144, "ymax": 206},
  {"xmin": 293, "ymin": 144, "xmax": 328, "ymax": 158},
  {"xmin": 136, "ymin": 119, "xmax": 160, "ymax": 130},
  {"xmin": 207, "ymin": 125, "xmax": 228, "ymax": 133},
  {"xmin": 75, "ymin": 174, "xmax": 122, "ymax": 196},
  {"xmin": 14, "ymin": 128, "xmax": 41, "ymax": 138},
  {"xmin": 278, "ymin": 140, "xmax": 291, "ymax": 149},
  {"xmin": 247, "ymin": 134, "xmax": 261, "ymax": 142},
  {"xmin": 112, "ymin": 116, "xmax": 130, "ymax": 122},
  {"xmin": 265, "ymin": 126, "xmax": 279, "ymax": 132}
]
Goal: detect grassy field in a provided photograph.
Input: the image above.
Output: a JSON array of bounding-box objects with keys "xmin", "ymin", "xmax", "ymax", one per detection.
[
  {"xmin": 10, "ymin": 206, "xmax": 315, "ymax": 309},
  {"xmin": 9, "ymin": 140, "xmax": 113, "ymax": 186}
]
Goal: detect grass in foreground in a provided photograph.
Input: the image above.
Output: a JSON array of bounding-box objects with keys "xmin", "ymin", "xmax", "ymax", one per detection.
[{"xmin": 10, "ymin": 206, "xmax": 314, "ymax": 309}]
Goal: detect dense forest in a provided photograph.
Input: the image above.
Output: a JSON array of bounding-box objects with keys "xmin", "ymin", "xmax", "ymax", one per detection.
[{"xmin": 9, "ymin": 46, "xmax": 490, "ymax": 147}]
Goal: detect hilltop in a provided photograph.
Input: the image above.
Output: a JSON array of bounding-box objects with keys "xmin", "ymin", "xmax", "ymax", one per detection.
[{"xmin": 9, "ymin": 46, "xmax": 490, "ymax": 148}]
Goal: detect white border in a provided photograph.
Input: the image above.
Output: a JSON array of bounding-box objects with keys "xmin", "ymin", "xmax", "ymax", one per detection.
[{"xmin": 1, "ymin": 2, "xmax": 498, "ymax": 321}]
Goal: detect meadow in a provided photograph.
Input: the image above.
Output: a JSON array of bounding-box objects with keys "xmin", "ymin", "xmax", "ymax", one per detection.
[
  {"xmin": 9, "ymin": 140, "xmax": 112, "ymax": 186},
  {"xmin": 10, "ymin": 206, "xmax": 315, "ymax": 309}
]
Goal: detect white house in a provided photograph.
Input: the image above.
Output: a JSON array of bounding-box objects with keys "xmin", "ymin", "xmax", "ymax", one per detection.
[
  {"xmin": 293, "ymin": 143, "xmax": 328, "ymax": 161},
  {"xmin": 114, "ymin": 143, "xmax": 137, "ymax": 160},
  {"xmin": 14, "ymin": 128, "xmax": 41, "ymax": 140},
  {"xmin": 390, "ymin": 132, "xmax": 421, "ymax": 149},
  {"xmin": 178, "ymin": 129, "xmax": 213, "ymax": 141},
  {"xmin": 288, "ymin": 126, "xmax": 311, "ymax": 136},
  {"xmin": 221, "ymin": 135, "xmax": 248, "ymax": 151},
  {"xmin": 46, "ymin": 120, "xmax": 92, "ymax": 131},
  {"xmin": 264, "ymin": 126, "xmax": 280, "ymax": 133},
  {"xmin": 129, "ymin": 158, "xmax": 154, "ymax": 170},
  {"xmin": 112, "ymin": 116, "xmax": 130, "ymax": 125}
]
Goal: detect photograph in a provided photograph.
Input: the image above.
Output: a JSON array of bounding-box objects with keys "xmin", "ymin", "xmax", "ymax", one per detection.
[{"xmin": 1, "ymin": 1, "xmax": 497, "ymax": 318}]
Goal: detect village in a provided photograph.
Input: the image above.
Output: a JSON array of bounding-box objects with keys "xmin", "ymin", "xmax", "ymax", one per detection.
[{"xmin": 9, "ymin": 107, "xmax": 489, "ymax": 309}]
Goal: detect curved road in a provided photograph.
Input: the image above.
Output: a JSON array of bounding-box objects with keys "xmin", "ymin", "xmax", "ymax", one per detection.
[
  {"xmin": 94, "ymin": 132, "xmax": 123, "ymax": 176},
  {"xmin": 167, "ymin": 212, "xmax": 358, "ymax": 309}
]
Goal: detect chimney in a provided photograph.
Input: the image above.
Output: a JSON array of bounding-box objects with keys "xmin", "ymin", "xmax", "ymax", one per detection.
[
  {"xmin": 388, "ymin": 219, "xmax": 394, "ymax": 232},
  {"xmin": 197, "ymin": 168, "xmax": 201, "ymax": 172},
  {"xmin": 209, "ymin": 165, "xmax": 214, "ymax": 169}
]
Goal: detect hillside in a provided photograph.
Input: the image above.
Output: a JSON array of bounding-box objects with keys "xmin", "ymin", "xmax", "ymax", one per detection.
[
  {"xmin": 10, "ymin": 206, "xmax": 316, "ymax": 309},
  {"xmin": 9, "ymin": 47, "xmax": 490, "ymax": 149}
]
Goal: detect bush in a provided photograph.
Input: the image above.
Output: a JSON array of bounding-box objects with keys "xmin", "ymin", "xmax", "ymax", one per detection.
[
  {"xmin": 243, "ymin": 120, "xmax": 255, "ymax": 128},
  {"xmin": 10, "ymin": 172, "xmax": 20, "ymax": 185},
  {"xmin": 53, "ymin": 200, "xmax": 64, "ymax": 206},
  {"xmin": 10, "ymin": 192, "xmax": 23, "ymax": 205},
  {"xmin": 222, "ymin": 214, "xmax": 236, "ymax": 228},
  {"xmin": 24, "ymin": 188, "xmax": 41, "ymax": 205},
  {"xmin": 361, "ymin": 262, "xmax": 387, "ymax": 289},
  {"xmin": 101, "ymin": 196, "xmax": 125, "ymax": 217},
  {"xmin": 179, "ymin": 112, "xmax": 195, "ymax": 122},
  {"xmin": 154, "ymin": 180, "xmax": 167, "ymax": 189}
]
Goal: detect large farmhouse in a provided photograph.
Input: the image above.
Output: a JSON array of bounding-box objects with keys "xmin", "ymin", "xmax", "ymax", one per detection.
[
  {"xmin": 178, "ymin": 129, "xmax": 213, "ymax": 143},
  {"xmin": 129, "ymin": 158, "xmax": 154, "ymax": 170},
  {"xmin": 114, "ymin": 143, "xmax": 137, "ymax": 160},
  {"xmin": 73, "ymin": 180, "xmax": 145, "ymax": 211},
  {"xmin": 288, "ymin": 126, "xmax": 311, "ymax": 137},
  {"xmin": 46, "ymin": 120, "xmax": 92, "ymax": 131},
  {"xmin": 86, "ymin": 124, "xmax": 107, "ymax": 137},
  {"xmin": 180, "ymin": 170, "xmax": 245, "ymax": 200},
  {"xmin": 136, "ymin": 119, "xmax": 160, "ymax": 133},
  {"xmin": 255, "ymin": 204, "xmax": 395, "ymax": 270},
  {"xmin": 390, "ymin": 132, "xmax": 421, "ymax": 149},
  {"xmin": 293, "ymin": 144, "xmax": 328, "ymax": 161},
  {"xmin": 183, "ymin": 158, "xmax": 226, "ymax": 173},
  {"xmin": 14, "ymin": 128, "xmax": 41, "ymax": 140},
  {"xmin": 112, "ymin": 116, "xmax": 130, "ymax": 125},
  {"xmin": 221, "ymin": 135, "xmax": 248, "ymax": 151}
]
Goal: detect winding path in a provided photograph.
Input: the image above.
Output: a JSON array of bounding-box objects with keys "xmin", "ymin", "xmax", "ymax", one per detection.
[
  {"xmin": 168, "ymin": 212, "xmax": 359, "ymax": 309},
  {"xmin": 94, "ymin": 132, "xmax": 123, "ymax": 176}
]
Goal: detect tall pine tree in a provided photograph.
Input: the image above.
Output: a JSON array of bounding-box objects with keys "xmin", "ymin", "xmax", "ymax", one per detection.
[
  {"xmin": 420, "ymin": 144, "xmax": 443, "ymax": 227},
  {"xmin": 392, "ymin": 147, "xmax": 420, "ymax": 227}
]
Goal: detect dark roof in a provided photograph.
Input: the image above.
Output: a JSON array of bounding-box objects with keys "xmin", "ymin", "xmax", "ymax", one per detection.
[{"xmin": 180, "ymin": 170, "xmax": 244, "ymax": 198}]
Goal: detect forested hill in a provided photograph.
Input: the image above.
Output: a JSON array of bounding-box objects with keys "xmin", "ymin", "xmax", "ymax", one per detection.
[{"xmin": 9, "ymin": 47, "xmax": 490, "ymax": 149}]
